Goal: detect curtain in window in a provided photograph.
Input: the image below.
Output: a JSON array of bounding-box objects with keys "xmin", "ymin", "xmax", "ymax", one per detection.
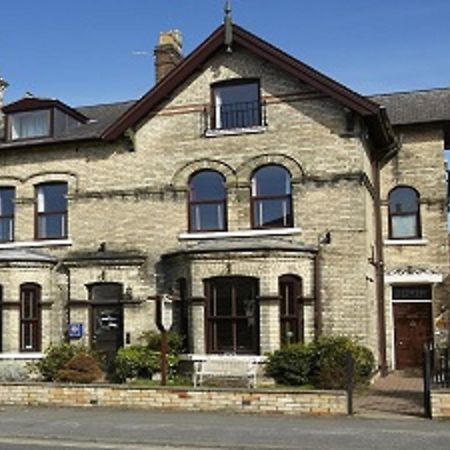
[{"xmin": 11, "ymin": 111, "xmax": 50, "ymax": 139}]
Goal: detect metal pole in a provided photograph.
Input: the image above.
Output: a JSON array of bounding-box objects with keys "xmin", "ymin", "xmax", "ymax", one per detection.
[
  {"xmin": 160, "ymin": 330, "xmax": 168, "ymax": 386},
  {"xmin": 346, "ymin": 351, "xmax": 354, "ymax": 416},
  {"xmin": 423, "ymin": 344, "xmax": 432, "ymax": 419}
]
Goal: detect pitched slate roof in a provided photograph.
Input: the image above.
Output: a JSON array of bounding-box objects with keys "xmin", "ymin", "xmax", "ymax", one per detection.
[
  {"xmin": 0, "ymin": 99, "xmax": 136, "ymax": 149},
  {"xmin": 370, "ymin": 87, "xmax": 450, "ymax": 126}
]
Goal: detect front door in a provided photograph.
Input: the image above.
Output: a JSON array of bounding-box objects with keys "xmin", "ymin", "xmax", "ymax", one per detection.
[
  {"xmin": 394, "ymin": 303, "xmax": 432, "ymax": 369},
  {"xmin": 89, "ymin": 283, "xmax": 124, "ymax": 368},
  {"xmin": 205, "ymin": 276, "xmax": 259, "ymax": 354}
]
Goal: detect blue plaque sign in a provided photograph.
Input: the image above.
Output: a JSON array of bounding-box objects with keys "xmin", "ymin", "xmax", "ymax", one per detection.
[{"xmin": 68, "ymin": 323, "xmax": 83, "ymax": 339}]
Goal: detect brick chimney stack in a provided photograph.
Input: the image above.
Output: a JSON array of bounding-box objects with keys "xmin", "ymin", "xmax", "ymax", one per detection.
[
  {"xmin": 154, "ymin": 30, "xmax": 183, "ymax": 83},
  {"xmin": 0, "ymin": 77, "xmax": 9, "ymax": 139}
]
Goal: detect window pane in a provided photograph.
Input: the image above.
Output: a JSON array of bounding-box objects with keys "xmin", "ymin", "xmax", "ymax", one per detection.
[
  {"xmin": 253, "ymin": 198, "xmax": 291, "ymax": 228},
  {"xmin": 214, "ymin": 82, "xmax": 260, "ymax": 129},
  {"xmin": 91, "ymin": 284, "xmax": 123, "ymax": 303},
  {"xmin": 392, "ymin": 285, "xmax": 432, "ymax": 300},
  {"xmin": 11, "ymin": 110, "xmax": 50, "ymax": 139},
  {"xmin": 235, "ymin": 280, "xmax": 256, "ymax": 316},
  {"xmin": 390, "ymin": 187, "xmax": 418, "ymax": 213},
  {"xmin": 236, "ymin": 319, "xmax": 254, "ymax": 352},
  {"xmin": 190, "ymin": 171, "xmax": 225, "ymax": 201},
  {"xmin": 190, "ymin": 204, "xmax": 224, "ymax": 231},
  {"xmin": 37, "ymin": 183, "xmax": 67, "ymax": 213},
  {"xmin": 0, "ymin": 188, "xmax": 14, "ymax": 216},
  {"xmin": 38, "ymin": 213, "xmax": 66, "ymax": 238},
  {"xmin": 0, "ymin": 218, "xmax": 13, "ymax": 242},
  {"xmin": 215, "ymin": 321, "xmax": 233, "ymax": 351},
  {"xmin": 214, "ymin": 282, "xmax": 232, "ymax": 316},
  {"xmin": 392, "ymin": 215, "xmax": 417, "ymax": 238},
  {"xmin": 252, "ymin": 166, "xmax": 291, "ymax": 197}
]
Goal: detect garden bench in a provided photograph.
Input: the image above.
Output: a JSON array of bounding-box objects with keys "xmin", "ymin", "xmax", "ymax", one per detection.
[{"xmin": 192, "ymin": 358, "xmax": 257, "ymax": 388}]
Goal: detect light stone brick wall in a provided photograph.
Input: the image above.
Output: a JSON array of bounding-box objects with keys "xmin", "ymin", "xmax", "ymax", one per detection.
[
  {"xmin": 380, "ymin": 126, "xmax": 450, "ymax": 366},
  {"xmin": 431, "ymin": 389, "xmax": 450, "ymax": 418},
  {"xmin": 0, "ymin": 45, "xmax": 380, "ymax": 359},
  {"xmin": 0, "ymin": 382, "xmax": 347, "ymax": 416}
]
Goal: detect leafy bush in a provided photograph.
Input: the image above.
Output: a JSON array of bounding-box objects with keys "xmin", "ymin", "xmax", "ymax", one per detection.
[
  {"xmin": 139, "ymin": 330, "xmax": 184, "ymax": 354},
  {"xmin": 310, "ymin": 337, "xmax": 375, "ymax": 389},
  {"xmin": 35, "ymin": 343, "xmax": 79, "ymax": 381},
  {"xmin": 35, "ymin": 343, "xmax": 100, "ymax": 381},
  {"xmin": 113, "ymin": 346, "xmax": 160, "ymax": 382},
  {"xmin": 265, "ymin": 336, "xmax": 375, "ymax": 389},
  {"xmin": 57, "ymin": 353, "xmax": 104, "ymax": 383},
  {"xmin": 266, "ymin": 343, "xmax": 312, "ymax": 386}
]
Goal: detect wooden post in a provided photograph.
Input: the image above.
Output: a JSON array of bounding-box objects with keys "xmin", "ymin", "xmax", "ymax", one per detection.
[{"xmin": 346, "ymin": 351, "xmax": 354, "ymax": 416}]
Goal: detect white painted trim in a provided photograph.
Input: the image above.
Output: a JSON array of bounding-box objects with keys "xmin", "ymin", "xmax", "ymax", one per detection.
[
  {"xmin": 204, "ymin": 126, "xmax": 267, "ymax": 138},
  {"xmin": 179, "ymin": 228, "xmax": 302, "ymax": 240},
  {"xmin": 384, "ymin": 239, "xmax": 428, "ymax": 246},
  {"xmin": 385, "ymin": 273, "xmax": 443, "ymax": 284},
  {"xmin": 0, "ymin": 239, "xmax": 73, "ymax": 250},
  {"xmin": 0, "ymin": 353, "xmax": 43, "ymax": 360}
]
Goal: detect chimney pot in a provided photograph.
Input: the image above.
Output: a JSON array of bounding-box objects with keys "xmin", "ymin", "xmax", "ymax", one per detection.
[{"xmin": 154, "ymin": 30, "xmax": 183, "ymax": 83}]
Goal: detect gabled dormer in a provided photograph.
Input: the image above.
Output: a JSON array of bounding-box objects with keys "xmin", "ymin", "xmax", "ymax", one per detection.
[{"xmin": 3, "ymin": 96, "xmax": 89, "ymax": 142}]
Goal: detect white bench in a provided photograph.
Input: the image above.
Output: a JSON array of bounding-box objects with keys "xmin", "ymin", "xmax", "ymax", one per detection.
[{"xmin": 193, "ymin": 358, "xmax": 257, "ymax": 388}]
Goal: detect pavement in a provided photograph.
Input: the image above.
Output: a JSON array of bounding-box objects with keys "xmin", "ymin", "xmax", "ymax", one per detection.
[
  {"xmin": 355, "ymin": 370, "xmax": 424, "ymax": 418},
  {"xmin": 0, "ymin": 405, "xmax": 449, "ymax": 449}
]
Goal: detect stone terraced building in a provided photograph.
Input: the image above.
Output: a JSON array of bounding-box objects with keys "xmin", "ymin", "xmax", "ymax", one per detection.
[{"xmin": 0, "ymin": 21, "xmax": 448, "ymax": 373}]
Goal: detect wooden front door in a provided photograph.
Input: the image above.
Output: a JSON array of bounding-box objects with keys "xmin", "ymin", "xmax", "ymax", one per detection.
[{"xmin": 394, "ymin": 303, "xmax": 432, "ymax": 369}]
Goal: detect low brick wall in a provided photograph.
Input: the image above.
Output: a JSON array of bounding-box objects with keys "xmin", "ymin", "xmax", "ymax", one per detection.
[
  {"xmin": 431, "ymin": 390, "xmax": 450, "ymax": 419},
  {"xmin": 0, "ymin": 383, "xmax": 346, "ymax": 416}
]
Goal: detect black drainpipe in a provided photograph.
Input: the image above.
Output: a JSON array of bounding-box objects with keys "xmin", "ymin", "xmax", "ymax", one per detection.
[
  {"xmin": 372, "ymin": 160, "xmax": 387, "ymax": 375},
  {"xmin": 314, "ymin": 249, "xmax": 322, "ymax": 340}
]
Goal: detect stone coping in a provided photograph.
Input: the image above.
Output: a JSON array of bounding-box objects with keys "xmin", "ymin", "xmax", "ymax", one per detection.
[{"xmin": 0, "ymin": 381, "xmax": 344, "ymax": 395}]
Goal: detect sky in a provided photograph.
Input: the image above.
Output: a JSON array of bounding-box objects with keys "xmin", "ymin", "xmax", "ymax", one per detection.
[{"xmin": 1, "ymin": 1, "xmax": 450, "ymax": 107}]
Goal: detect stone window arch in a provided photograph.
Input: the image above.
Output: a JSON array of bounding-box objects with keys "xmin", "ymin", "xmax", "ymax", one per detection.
[
  {"xmin": 251, "ymin": 165, "xmax": 293, "ymax": 229},
  {"xmin": 189, "ymin": 170, "xmax": 227, "ymax": 232},
  {"xmin": 388, "ymin": 186, "xmax": 421, "ymax": 239}
]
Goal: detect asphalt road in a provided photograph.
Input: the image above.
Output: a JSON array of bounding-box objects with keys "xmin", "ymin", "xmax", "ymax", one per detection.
[{"xmin": 0, "ymin": 406, "xmax": 449, "ymax": 449}]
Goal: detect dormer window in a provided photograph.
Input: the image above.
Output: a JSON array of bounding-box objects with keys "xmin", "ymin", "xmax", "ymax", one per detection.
[
  {"xmin": 212, "ymin": 79, "xmax": 262, "ymax": 130},
  {"xmin": 3, "ymin": 97, "xmax": 88, "ymax": 142},
  {"xmin": 10, "ymin": 110, "xmax": 51, "ymax": 140}
]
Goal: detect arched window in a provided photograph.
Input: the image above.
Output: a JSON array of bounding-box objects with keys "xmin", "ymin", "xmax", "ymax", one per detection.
[
  {"xmin": 189, "ymin": 170, "xmax": 227, "ymax": 232},
  {"xmin": 20, "ymin": 283, "xmax": 41, "ymax": 352},
  {"xmin": 388, "ymin": 186, "xmax": 421, "ymax": 239},
  {"xmin": 251, "ymin": 165, "xmax": 293, "ymax": 228},
  {"xmin": 279, "ymin": 275, "xmax": 303, "ymax": 346}
]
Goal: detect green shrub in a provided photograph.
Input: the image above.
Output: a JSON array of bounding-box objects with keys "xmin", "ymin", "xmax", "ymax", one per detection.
[
  {"xmin": 266, "ymin": 343, "xmax": 312, "ymax": 386},
  {"xmin": 35, "ymin": 343, "xmax": 79, "ymax": 381},
  {"xmin": 35, "ymin": 343, "xmax": 101, "ymax": 381},
  {"xmin": 113, "ymin": 346, "xmax": 160, "ymax": 382},
  {"xmin": 310, "ymin": 337, "xmax": 375, "ymax": 389},
  {"xmin": 139, "ymin": 330, "xmax": 184, "ymax": 354},
  {"xmin": 265, "ymin": 336, "xmax": 375, "ymax": 389},
  {"xmin": 57, "ymin": 353, "xmax": 104, "ymax": 384}
]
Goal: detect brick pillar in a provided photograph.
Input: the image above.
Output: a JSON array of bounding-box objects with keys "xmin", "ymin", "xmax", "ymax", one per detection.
[
  {"xmin": 189, "ymin": 296, "xmax": 205, "ymax": 354},
  {"xmin": 258, "ymin": 296, "xmax": 280, "ymax": 354},
  {"xmin": 154, "ymin": 30, "xmax": 183, "ymax": 83}
]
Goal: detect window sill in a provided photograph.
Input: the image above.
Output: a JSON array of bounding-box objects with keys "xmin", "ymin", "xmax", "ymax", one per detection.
[
  {"xmin": 0, "ymin": 352, "xmax": 43, "ymax": 359},
  {"xmin": 384, "ymin": 239, "xmax": 428, "ymax": 246},
  {"xmin": 0, "ymin": 239, "xmax": 73, "ymax": 250},
  {"xmin": 204, "ymin": 126, "xmax": 266, "ymax": 138},
  {"xmin": 179, "ymin": 228, "xmax": 302, "ymax": 240}
]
